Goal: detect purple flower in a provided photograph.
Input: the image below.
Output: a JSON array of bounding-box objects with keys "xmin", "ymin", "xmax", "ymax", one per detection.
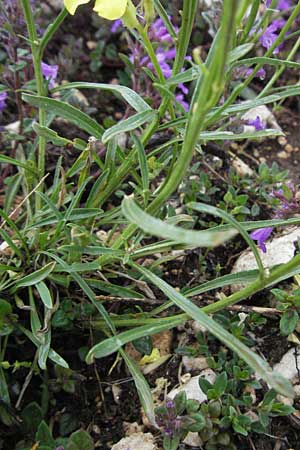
[
  {"xmin": 266, "ymin": 0, "xmax": 291, "ymax": 9},
  {"xmin": 247, "ymin": 116, "xmax": 266, "ymax": 131},
  {"xmin": 245, "ymin": 68, "xmax": 266, "ymax": 80},
  {"xmin": 250, "ymin": 227, "xmax": 273, "ymax": 253},
  {"xmin": 259, "ymin": 19, "xmax": 286, "ymax": 54},
  {"xmin": 111, "ymin": 19, "xmax": 122, "ymax": 33},
  {"xmin": 41, "ymin": 61, "xmax": 59, "ymax": 89},
  {"xmin": 166, "ymin": 400, "xmax": 175, "ymax": 409},
  {"xmin": 259, "ymin": 26, "xmax": 279, "ymax": 52},
  {"xmin": 0, "ymin": 91, "xmax": 8, "ymax": 112},
  {"xmin": 176, "ymin": 94, "xmax": 189, "ymax": 111}
]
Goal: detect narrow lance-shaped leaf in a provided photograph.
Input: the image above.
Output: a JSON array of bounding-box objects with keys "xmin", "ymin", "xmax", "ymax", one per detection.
[
  {"xmin": 122, "ymin": 196, "xmax": 237, "ymax": 247},
  {"xmin": 133, "ymin": 263, "xmax": 294, "ymax": 398},
  {"xmin": 53, "ymin": 82, "xmax": 152, "ymax": 113},
  {"xmin": 14, "ymin": 262, "xmax": 56, "ymax": 289},
  {"xmin": 22, "ymin": 94, "xmax": 104, "ymax": 138},
  {"xmin": 102, "ymin": 110, "xmax": 157, "ymax": 144}
]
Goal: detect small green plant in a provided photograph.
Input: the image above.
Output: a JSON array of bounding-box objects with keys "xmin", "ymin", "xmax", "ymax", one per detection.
[{"xmin": 271, "ymin": 287, "xmax": 300, "ymax": 336}]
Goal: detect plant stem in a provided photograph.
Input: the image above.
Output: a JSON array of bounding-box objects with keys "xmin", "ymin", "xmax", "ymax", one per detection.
[
  {"xmin": 102, "ymin": 0, "xmax": 237, "ymax": 257},
  {"xmin": 21, "ymin": 0, "xmax": 46, "ymax": 212},
  {"xmin": 95, "ymin": 0, "xmax": 197, "ymax": 211}
]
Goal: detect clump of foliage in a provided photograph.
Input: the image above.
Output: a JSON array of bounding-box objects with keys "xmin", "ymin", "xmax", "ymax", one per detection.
[{"xmin": 1, "ymin": 0, "xmax": 300, "ymax": 447}]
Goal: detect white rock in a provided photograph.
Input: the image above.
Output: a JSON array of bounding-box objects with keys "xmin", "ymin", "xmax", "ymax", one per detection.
[
  {"xmin": 231, "ymin": 227, "xmax": 300, "ymax": 292},
  {"xmin": 242, "ymin": 105, "xmax": 281, "ymax": 131},
  {"xmin": 273, "ymin": 347, "xmax": 300, "ymax": 381},
  {"xmin": 183, "ymin": 432, "xmax": 203, "ymax": 447},
  {"xmin": 232, "ymin": 157, "xmax": 254, "ymax": 177},
  {"xmin": 4, "ymin": 121, "xmax": 21, "ymax": 134},
  {"xmin": 111, "ymin": 432, "xmax": 158, "ymax": 450},
  {"xmin": 168, "ymin": 369, "xmax": 216, "ymax": 404},
  {"xmin": 182, "ymin": 356, "xmax": 208, "ymax": 372}
]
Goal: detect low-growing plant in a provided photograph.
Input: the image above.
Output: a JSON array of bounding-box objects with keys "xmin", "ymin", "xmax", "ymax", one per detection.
[{"xmin": 1, "ymin": 0, "xmax": 300, "ymax": 446}]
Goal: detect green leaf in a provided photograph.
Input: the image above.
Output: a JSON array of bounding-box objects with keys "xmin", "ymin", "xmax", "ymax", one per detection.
[
  {"xmin": 133, "ymin": 263, "xmax": 294, "ymax": 398},
  {"xmin": 53, "ymin": 82, "xmax": 152, "ymax": 113},
  {"xmin": 198, "ymin": 377, "xmax": 213, "ymax": 395},
  {"xmin": 227, "ymin": 43, "xmax": 253, "ymax": 63},
  {"xmin": 214, "ymin": 372, "xmax": 228, "ymax": 396},
  {"xmin": 22, "ymin": 94, "xmax": 104, "ymax": 138},
  {"xmin": 199, "ymin": 129, "xmax": 283, "ymax": 141},
  {"xmin": 280, "ymin": 310, "xmax": 299, "ymax": 336},
  {"xmin": 33, "ymin": 123, "xmax": 86, "ymax": 150},
  {"xmin": 102, "ymin": 110, "xmax": 157, "ymax": 144},
  {"xmin": 36, "ymin": 281, "xmax": 53, "ymax": 309},
  {"xmin": 66, "ymin": 429, "xmax": 94, "ymax": 450},
  {"xmin": 14, "ymin": 262, "xmax": 56, "ymax": 289},
  {"xmin": 132, "ymin": 134, "xmax": 149, "ymax": 193},
  {"xmin": 122, "ymin": 196, "xmax": 237, "ymax": 247},
  {"xmin": 174, "ymin": 391, "xmax": 187, "ymax": 415},
  {"xmin": 35, "ymin": 421, "xmax": 55, "ymax": 448},
  {"xmin": 231, "ymin": 56, "xmax": 300, "ymax": 71},
  {"xmin": 121, "ymin": 350, "xmax": 155, "ymax": 425},
  {"xmin": 0, "ymin": 155, "xmax": 38, "ymax": 175},
  {"xmin": 132, "ymin": 336, "xmax": 153, "ymax": 355}
]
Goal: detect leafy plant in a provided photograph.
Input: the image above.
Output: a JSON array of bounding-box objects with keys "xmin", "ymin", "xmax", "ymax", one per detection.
[{"xmin": 1, "ymin": 0, "xmax": 300, "ymax": 447}]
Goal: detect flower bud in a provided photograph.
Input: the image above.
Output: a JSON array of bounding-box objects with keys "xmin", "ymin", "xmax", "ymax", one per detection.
[
  {"xmin": 121, "ymin": 0, "xmax": 139, "ymax": 29},
  {"xmin": 143, "ymin": 0, "xmax": 155, "ymax": 24}
]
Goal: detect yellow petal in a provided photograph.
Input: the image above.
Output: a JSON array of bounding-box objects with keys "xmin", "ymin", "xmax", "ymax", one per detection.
[
  {"xmin": 139, "ymin": 348, "xmax": 160, "ymax": 365},
  {"xmin": 93, "ymin": 0, "xmax": 127, "ymax": 20},
  {"xmin": 64, "ymin": 0, "xmax": 90, "ymax": 15}
]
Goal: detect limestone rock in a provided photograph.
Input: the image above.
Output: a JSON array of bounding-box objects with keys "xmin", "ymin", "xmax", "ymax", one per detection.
[
  {"xmin": 168, "ymin": 369, "xmax": 216, "ymax": 404},
  {"xmin": 111, "ymin": 432, "xmax": 157, "ymax": 450},
  {"xmin": 231, "ymin": 227, "xmax": 300, "ymax": 292}
]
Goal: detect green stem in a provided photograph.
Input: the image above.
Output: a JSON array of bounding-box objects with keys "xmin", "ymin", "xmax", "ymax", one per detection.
[
  {"xmin": 206, "ymin": 1, "xmax": 300, "ymax": 127},
  {"xmin": 95, "ymin": 0, "xmax": 197, "ymax": 211},
  {"xmin": 21, "ymin": 0, "xmax": 46, "ymax": 212},
  {"xmin": 96, "ymin": 0, "xmax": 237, "ymax": 267},
  {"xmin": 39, "ymin": 8, "xmax": 69, "ymax": 58}
]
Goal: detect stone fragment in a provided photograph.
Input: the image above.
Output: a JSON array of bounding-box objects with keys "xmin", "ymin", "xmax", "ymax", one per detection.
[
  {"xmin": 111, "ymin": 432, "xmax": 158, "ymax": 450},
  {"xmin": 273, "ymin": 347, "xmax": 300, "ymax": 381},
  {"xmin": 183, "ymin": 432, "xmax": 203, "ymax": 447},
  {"xmin": 168, "ymin": 369, "xmax": 216, "ymax": 404},
  {"xmin": 182, "ymin": 355, "xmax": 209, "ymax": 372},
  {"xmin": 231, "ymin": 227, "xmax": 300, "ymax": 292}
]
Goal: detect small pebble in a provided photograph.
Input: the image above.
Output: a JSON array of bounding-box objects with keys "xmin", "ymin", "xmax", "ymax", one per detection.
[
  {"xmin": 277, "ymin": 150, "xmax": 289, "ymax": 159},
  {"xmin": 278, "ymin": 136, "xmax": 287, "ymax": 146},
  {"xmin": 285, "ymin": 144, "xmax": 293, "ymax": 153}
]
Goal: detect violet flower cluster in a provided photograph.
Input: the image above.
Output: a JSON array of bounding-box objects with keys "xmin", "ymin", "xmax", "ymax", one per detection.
[
  {"xmin": 112, "ymin": 17, "xmax": 189, "ymax": 111},
  {"xmin": 250, "ymin": 185, "xmax": 299, "ymax": 252},
  {"xmin": 261, "ymin": 0, "xmax": 292, "ymax": 53},
  {"xmin": 155, "ymin": 399, "xmax": 182, "ymax": 439}
]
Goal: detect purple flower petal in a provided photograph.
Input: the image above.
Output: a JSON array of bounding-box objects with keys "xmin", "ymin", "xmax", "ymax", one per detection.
[
  {"xmin": 111, "ymin": 19, "xmax": 122, "ymax": 33},
  {"xmin": 247, "ymin": 116, "xmax": 266, "ymax": 131},
  {"xmin": 250, "ymin": 227, "xmax": 273, "ymax": 253},
  {"xmin": 41, "ymin": 61, "xmax": 59, "ymax": 89},
  {"xmin": 0, "ymin": 91, "xmax": 8, "ymax": 113}
]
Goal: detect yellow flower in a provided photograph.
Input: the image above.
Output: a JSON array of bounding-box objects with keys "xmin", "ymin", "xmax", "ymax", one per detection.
[{"xmin": 64, "ymin": 0, "xmax": 128, "ymax": 20}]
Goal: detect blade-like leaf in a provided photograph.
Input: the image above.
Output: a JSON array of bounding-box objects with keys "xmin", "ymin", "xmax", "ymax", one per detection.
[
  {"xmin": 122, "ymin": 196, "xmax": 237, "ymax": 247},
  {"xmin": 102, "ymin": 111, "xmax": 157, "ymax": 144},
  {"xmin": 53, "ymin": 82, "xmax": 152, "ymax": 113},
  {"xmin": 133, "ymin": 263, "xmax": 294, "ymax": 398},
  {"xmin": 36, "ymin": 281, "xmax": 53, "ymax": 309},
  {"xmin": 14, "ymin": 262, "xmax": 56, "ymax": 289},
  {"xmin": 22, "ymin": 94, "xmax": 104, "ymax": 138}
]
